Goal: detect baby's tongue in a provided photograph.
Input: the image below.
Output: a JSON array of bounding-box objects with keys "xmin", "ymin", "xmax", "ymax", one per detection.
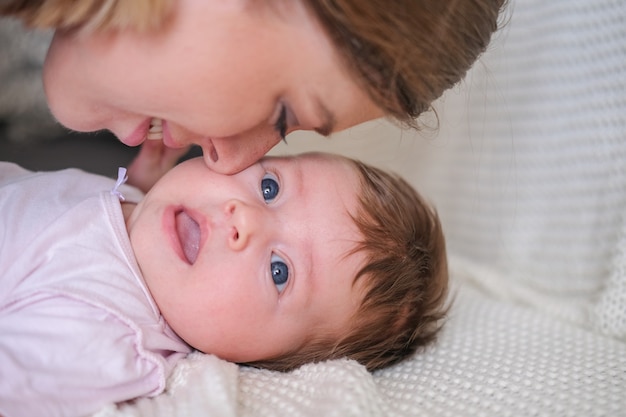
[{"xmin": 175, "ymin": 211, "xmax": 200, "ymax": 264}]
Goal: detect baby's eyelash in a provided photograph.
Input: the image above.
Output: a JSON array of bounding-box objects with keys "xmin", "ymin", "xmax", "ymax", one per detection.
[
  {"xmin": 270, "ymin": 253, "xmax": 289, "ymax": 294},
  {"xmin": 261, "ymin": 171, "xmax": 280, "ymax": 203},
  {"xmin": 258, "ymin": 162, "xmax": 283, "ymax": 203},
  {"xmin": 265, "ymin": 166, "xmax": 281, "ymax": 181}
]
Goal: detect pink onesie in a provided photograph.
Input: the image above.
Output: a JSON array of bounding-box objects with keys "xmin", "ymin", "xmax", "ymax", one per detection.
[{"xmin": 0, "ymin": 163, "xmax": 191, "ymax": 417}]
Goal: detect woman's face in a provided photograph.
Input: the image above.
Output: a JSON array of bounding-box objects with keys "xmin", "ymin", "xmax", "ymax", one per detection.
[{"xmin": 43, "ymin": 0, "xmax": 382, "ymax": 174}]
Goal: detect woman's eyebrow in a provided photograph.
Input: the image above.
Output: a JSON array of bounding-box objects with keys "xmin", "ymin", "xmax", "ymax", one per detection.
[{"xmin": 313, "ymin": 98, "xmax": 336, "ymax": 137}]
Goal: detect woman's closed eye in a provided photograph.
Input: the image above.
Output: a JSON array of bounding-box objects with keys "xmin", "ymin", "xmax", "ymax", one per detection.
[
  {"xmin": 261, "ymin": 172, "xmax": 280, "ymax": 203},
  {"xmin": 274, "ymin": 105, "xmax": 288, "ymax": 141},
  {"xmin": 270, "ymin": 253, "xmax": 289, "ymax": 293},
  {"xmin": 273, "ymin": 103, "xmax": 298, "ymax": 142}
]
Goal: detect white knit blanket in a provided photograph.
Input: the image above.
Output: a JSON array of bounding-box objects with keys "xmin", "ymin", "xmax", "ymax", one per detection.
[{"xmin": 409, "ymin": 0, "xmax": 626, "ymax": 340}]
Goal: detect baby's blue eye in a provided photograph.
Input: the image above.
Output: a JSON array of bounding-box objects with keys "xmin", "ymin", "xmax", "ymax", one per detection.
[
  {"xmin": 270, "ymin": 253, "xmax": 289, "ymax": 293},
  {"xmin": 261, "ymin": 173, "xmax": 280, "ymax": 203}
]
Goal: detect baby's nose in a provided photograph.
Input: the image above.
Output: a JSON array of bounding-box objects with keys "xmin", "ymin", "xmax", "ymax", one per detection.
[{"xmin": 224, "ymin": 199, "xmax": 262, "ymax": 251}]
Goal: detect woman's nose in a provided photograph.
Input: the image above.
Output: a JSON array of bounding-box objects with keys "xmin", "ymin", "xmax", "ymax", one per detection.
[
  {"xmin": 203, "ymin": 127, "xmax": 283, "ymax": 175},
  {"xmin": 224, "ymin": 199, "xmax": 262, "ymax": 251}
]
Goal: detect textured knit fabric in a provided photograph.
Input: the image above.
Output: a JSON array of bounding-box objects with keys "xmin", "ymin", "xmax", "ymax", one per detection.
[
  {"xmin": 403, "ymin": 0, "xmax": 626, "ymax": 335},
  {"xmin": 0, "ymin": 163, "xmax": 190, "ymax": 417}
]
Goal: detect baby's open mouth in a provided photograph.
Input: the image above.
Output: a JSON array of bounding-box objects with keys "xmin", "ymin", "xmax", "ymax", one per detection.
[
  {"xmin": 147, "ymin": 118, "xmax": 163, "ymax": 140},
  {"xmin": 175, "ymin": 210, "xmax": 200, "ymax": 264}
]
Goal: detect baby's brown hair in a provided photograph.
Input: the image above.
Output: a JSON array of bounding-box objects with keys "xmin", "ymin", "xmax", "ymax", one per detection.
[{"xmin": 250, "ymin": 156, "xmax": 448, "ymax": 372}]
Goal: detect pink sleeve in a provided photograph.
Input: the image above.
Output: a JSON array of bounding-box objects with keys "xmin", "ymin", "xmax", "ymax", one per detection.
[{"xmin": 0, "ymin": 294, "xmax": 165, "ymax": 417}]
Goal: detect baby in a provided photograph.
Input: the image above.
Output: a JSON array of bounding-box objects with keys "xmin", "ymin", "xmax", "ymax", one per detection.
[{"xmin": 0, "ymin": 152, "xmax": 448, "ymax": 417}]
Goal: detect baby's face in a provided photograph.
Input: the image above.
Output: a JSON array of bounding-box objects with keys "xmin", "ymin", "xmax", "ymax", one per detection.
[{"xmin": 126, "ymin": 153, "xmax": 365, "ymax": 363}]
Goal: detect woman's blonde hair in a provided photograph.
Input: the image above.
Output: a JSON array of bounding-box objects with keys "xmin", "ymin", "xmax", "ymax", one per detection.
[
  {"xmin": 249, "ymin": 157, "xmax": 449, "ymax": 372},
  {"xmin": 0, "ymin": 0, "xmax": 173, "ymax": 32}
]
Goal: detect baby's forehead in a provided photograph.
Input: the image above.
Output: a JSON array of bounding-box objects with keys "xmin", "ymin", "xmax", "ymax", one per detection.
[{"xmin": 280, "ymin": 152, "xmax": 359, "ymax": 184}]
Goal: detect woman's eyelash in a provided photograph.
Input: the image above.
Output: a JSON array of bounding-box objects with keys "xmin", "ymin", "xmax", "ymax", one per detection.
[{"xmin": 274, "ymin": 105, "xmax": 288, "ymax": 143}]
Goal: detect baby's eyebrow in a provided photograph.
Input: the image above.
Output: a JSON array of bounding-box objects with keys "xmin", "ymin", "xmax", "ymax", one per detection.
[{"xmin": 288, "ymin": 160, "xmax": 315, "ymax": 305}]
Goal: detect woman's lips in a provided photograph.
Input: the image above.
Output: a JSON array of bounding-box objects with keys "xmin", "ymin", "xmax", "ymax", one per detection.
[
  {"xmin": 122, "ymin": 118, "xmax": 152, "ymax": 146},
  {"xmin": 122, "ymin": 118, "xmax": 167, "ymax": 146},
  {"xmin": 162, "ymin": 120, "xmax": 186, "ymax": 148},
  {"xmin": 125, "ymin": 118, "xmax": 217, "ymax": 152}
]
